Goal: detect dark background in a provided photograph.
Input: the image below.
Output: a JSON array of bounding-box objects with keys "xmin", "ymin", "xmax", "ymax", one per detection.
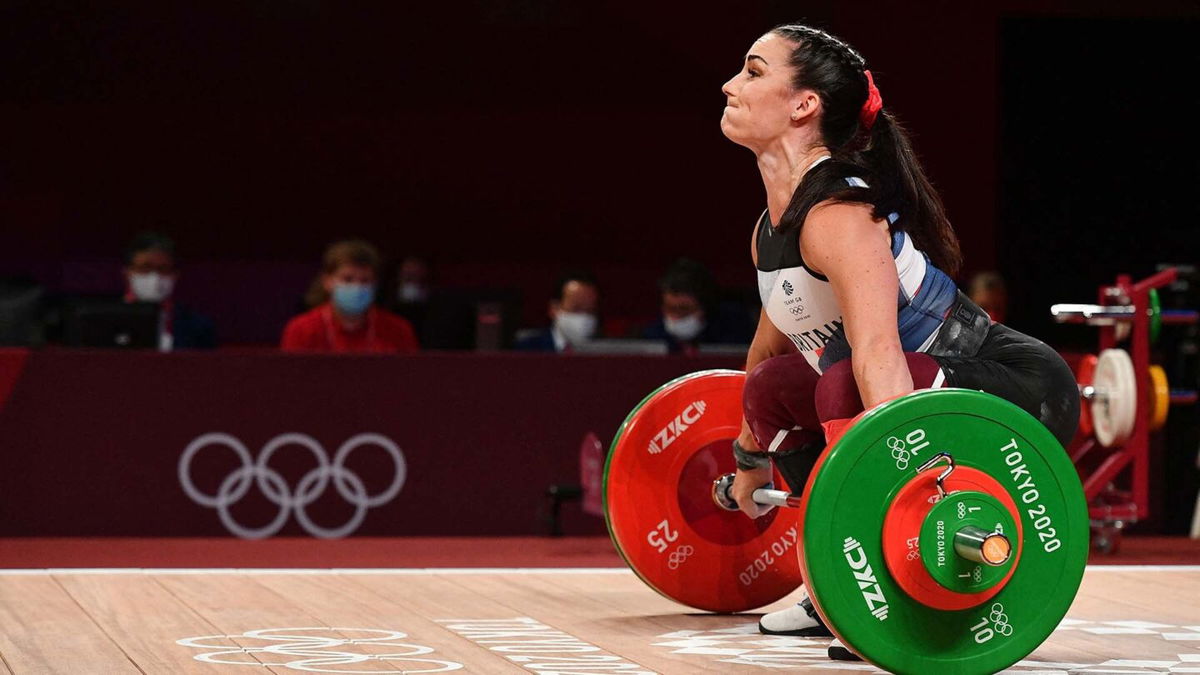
[
  {"xmin": 4, "ymin": 1, "xmax": 1195, "ymax": 343},
  {"xmin": 0, "ymin": 2, "xmax": 1197, "ymax": 532}
]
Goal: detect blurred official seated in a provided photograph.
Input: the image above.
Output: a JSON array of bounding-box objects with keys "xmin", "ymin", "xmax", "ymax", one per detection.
[
  {"xmin": 386, "ymin": 254, "xmax": 469, "ymax": 349},
  {"xmin": 968, "ymin": 271, "xmax": 1008, "ymax": 324},
  {"xmin": 392, "ymin": 255, "xmax": 432, "ymax": 339},
  {"xmin": 282, "ymin": 239, "xmax": 418, "ymax": 354},
  {"xmin": 117, "ymin": 231, "xmax": 216, "ymax": 350},
  {"xmin": 642, "ymin": 258, "xmax": 753, "ymax": 355},
  {"xmin": 514, "ymin": 270, "xmax": 599, "ymax": 353}
]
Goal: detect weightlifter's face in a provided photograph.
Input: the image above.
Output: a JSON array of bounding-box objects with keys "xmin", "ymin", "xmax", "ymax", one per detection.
[{"xmin": 720, "ymin": 34, "xmax": 804, "ymax": 151}]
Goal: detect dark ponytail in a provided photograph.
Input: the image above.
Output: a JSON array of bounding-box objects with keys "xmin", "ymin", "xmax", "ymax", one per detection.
[{"xmin": 772, "ymin": 24, "xmax": 962, "ymax": 276}]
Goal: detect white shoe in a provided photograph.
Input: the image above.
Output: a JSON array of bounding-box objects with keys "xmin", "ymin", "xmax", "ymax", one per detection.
[
  {"xmin": 828, "ymin": 637, "xmax": 861, "ymax": 661},
  {"xmin": 757, "ymin": 594, "xmax": 832, "ymax": 636}
]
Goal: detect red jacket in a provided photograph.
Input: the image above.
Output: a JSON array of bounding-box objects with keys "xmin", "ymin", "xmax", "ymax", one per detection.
[{"xmin": 281, "ymin": 304, "xmax": 418, "ymax": 354}]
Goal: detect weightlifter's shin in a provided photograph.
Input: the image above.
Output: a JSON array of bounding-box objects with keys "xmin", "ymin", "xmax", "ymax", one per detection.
[
  {"xmin": 758, "ymin": 441, "xmax": 838, "ymax": 639},
  {"xmin": 771, "ymin": 440, "xmax": 823, "ymax": 496}
]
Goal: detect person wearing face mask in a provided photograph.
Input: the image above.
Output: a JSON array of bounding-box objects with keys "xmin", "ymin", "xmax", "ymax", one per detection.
[
  {"xmin": 122, "ymin": 231, "xmax": 216, "ymax": 350},
  {"xmin": 515, "ymin": 270, "xmax": 600, "ymax": 352},
  {"xmin": 281, "ymin": 240, "xmax": 418, "ymax": 354},
  {"xmin": 390, "ymin": 255, "xmax": 436, "ymax": 344},
  {"xmin": 643, "ymin": 258, "xmax": 754, "ymax": 355}
]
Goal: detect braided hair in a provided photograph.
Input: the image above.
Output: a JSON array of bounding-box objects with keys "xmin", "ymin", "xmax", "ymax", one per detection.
[{"xmin": 771, "ymin": 24, "xmax": 962, "ymax": 276}]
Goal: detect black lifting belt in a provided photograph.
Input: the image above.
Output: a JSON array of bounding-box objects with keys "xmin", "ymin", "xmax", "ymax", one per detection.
[{"xmin": 927, "ymin": 290, "xmax": 991, "ymax": 359}]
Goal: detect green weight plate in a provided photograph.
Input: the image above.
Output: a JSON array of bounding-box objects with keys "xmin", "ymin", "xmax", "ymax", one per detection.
[
  {"xmin": 800, "ymin": 389, "xmax": 1089, "ymax": 674},
  {"xmin": 920, "ymin": 491, "xmax": 1017, "ymax": 594},
  {"xmin": 1149, "ymin": 288, "xmax": 1162, "ymax": 344}
]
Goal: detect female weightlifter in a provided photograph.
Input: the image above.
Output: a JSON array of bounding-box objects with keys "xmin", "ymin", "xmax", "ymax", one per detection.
[{"xmin": 720, "ymin": 24, "xmax": 1079, "ymax": 658}]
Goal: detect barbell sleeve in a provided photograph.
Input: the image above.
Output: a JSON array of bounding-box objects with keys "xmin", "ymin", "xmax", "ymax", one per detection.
[{"xmin": 751, "ymin": 487, "xmax": 803, "ymax": 509}]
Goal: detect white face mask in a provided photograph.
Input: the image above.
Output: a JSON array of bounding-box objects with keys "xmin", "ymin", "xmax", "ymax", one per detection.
[
  {"xmin": 129, "ymin": 272, "xmax": 175, "ymax": 302},
  {"xmin": 555, "ymin": 311, "xmax": 597, "ymax": 345},
  {"xmin": 664, "ymin": 314, "xmax": 704, "ymax": 341}
]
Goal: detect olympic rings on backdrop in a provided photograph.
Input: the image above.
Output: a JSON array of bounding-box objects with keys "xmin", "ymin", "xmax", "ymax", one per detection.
[{"xmin": 178, "ymin": 432, "xmax": 406, "ymax": 539}]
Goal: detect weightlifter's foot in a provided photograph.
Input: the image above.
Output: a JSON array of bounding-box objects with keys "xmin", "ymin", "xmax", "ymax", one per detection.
[
  {"xmin": 828, "ymin": 637, "xmax": 861, "ymax": 661},
  {"xmin": 757, "ymin": 596, "xmax": 833, "ymax": 637}
]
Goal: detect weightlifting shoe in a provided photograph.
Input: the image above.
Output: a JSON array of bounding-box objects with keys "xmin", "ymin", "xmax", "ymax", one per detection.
[
  {"xmin": 757, "ymin": 596, "xmax": 833, "ymax": 637},
  {"xmin": 828, "ymin": 637, "xmax": 861, "ymax": 661}
]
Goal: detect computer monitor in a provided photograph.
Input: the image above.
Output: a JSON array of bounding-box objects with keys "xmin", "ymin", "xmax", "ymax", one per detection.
[
  {"xmin": 63, "ymin": 299, "xmax": 160, "ymax": 349},
  {"xmin": 0, "ymin": 281, "xmax": 45, "ymax": 346}
]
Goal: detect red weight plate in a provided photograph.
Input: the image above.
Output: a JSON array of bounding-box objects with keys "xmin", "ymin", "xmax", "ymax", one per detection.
[
  {"xmin": 1077, "ymin": 354, "xmax": 1098, "ymax": 437},
  {"xmin": 880, "ymin": 468, "xmax": 1024, "ymax": 610},
  {"xmin": 604, "ymin": 370, "xmax": 803, "ymax": 612}
]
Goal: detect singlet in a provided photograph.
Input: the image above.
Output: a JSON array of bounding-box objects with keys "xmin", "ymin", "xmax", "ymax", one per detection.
[{"xmin": 755, "ymin": 171, "xmax": 958, "ymax": 374}]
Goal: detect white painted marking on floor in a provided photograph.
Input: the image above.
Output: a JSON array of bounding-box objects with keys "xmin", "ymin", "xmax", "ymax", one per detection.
[
  {"xmin": 1075, "ymin": 671, "xmax": 1170, "ymax": 674},
  {"xmin": 1106, "ymin": 621, "xmax": 1176, "ymax": 629}
]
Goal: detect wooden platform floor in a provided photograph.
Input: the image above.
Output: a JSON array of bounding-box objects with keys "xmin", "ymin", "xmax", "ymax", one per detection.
[{"xmin": 1, "ymin": 566, "xmax": 1197, "ymax": 674}]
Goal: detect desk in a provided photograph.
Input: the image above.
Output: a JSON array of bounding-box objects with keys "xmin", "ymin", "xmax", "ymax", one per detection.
[{"xmin": 0, "ymin": 349, "xmax": 742, "ymax": 537}]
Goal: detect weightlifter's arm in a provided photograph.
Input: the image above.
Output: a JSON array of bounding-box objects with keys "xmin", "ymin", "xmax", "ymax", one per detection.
[{"xmin": 801, "ymin": 202, "xmax": 913, "ymax": 407}]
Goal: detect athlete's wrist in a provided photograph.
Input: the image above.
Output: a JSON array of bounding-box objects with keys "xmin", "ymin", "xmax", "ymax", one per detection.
[{"xmin": 733, "ymin": 439, "xmax": 771, "ymax": 471}]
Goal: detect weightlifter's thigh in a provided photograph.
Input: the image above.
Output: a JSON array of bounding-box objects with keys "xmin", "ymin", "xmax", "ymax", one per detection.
[{"xmin": 935, "ymin": 324, "xmax": 1080, "ymax": 447}]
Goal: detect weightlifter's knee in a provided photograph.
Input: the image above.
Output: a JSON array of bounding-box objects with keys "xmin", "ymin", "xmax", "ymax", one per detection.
[
  {"xmin": 743, "ymin": 353, "xmax": 822, "ymax": 452},
  {"xmin": 814, "ymin": 353, "xmax": 947, "ymax": 423}
]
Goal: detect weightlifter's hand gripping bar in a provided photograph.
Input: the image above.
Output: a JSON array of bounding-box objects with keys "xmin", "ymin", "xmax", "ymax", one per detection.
[{"xmin": 711, "ymin": 474, "xmax": 801, "ymax": 511}]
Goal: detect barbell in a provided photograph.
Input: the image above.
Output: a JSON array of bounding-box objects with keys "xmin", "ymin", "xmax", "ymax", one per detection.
[{"xmin": 603, "ymin": 369, "xmax": 1089, "ymax": 674}]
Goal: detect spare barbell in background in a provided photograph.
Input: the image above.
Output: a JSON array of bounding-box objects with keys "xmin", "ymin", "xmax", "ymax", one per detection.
[{"xmin": 1051, "ymin": 288, "xmax": 1199, "ymax": 344}]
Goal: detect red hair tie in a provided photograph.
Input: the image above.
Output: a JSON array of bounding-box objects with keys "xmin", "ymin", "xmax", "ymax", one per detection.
[{"xmin": 859, "ymin": 69, "xmax": 883, "ymax": 130}]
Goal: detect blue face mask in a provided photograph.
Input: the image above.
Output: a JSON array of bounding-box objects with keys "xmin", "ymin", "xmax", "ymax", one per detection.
[{"xmin": 332, "ymin": 283, "xmax": 375, "ymax": 316}]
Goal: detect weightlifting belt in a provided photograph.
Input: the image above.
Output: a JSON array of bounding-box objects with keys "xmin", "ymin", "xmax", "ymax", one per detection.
[{"xmin": 926, "ymin": 290, "xmax": 991, "ymax": 359}]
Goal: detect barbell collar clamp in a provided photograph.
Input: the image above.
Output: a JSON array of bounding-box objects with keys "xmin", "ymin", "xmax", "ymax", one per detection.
[{"xmin": 916, "ymin": 452, "xmax": 955, "ymax": 501}]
